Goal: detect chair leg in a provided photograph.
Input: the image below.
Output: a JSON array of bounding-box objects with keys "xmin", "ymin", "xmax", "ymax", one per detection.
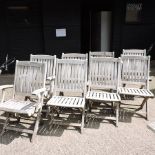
[
  {"xmin": 1, "ymin": 113, "xmax": 10, "ymax": 136},
  {"xmin": 81, "ymin": 108, "xmax": 85, "ymax": 134},
  {"xmin": 146, "ymin": 101, "xmax": 148, "ymax": 120},
  {"xmin": 31, "ymin": 110, "xmax": 41, "ymax": 142},
  {"xmin": 116, "ymin": 103, "xmax": 119, "ymax": 127}
]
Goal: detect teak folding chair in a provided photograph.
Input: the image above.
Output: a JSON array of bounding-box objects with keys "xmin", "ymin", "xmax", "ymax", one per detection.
[
  {"xmin": 122, "ymin": 49, "xmax": 146, "ymax": 56},
  {"xmin": 89, "ymin": 51, "xmax": 115, "ymax": 58},
  {"xmin": 47, "ymin": 59, "xmax": 87, "ymax": 133},
  {"xmin": 0, "ymin": 61, "xmax": 47, "ymax": 142},
  {"xmin": 118, "ymin": 55, "xmax": 154, "ymax": 120},
  {"xmin": 30, "ymin": 54, "xmax": 56, "ymax": 95},
  {"xmin": 86, "ymin": 57, "xmax": 121, "ymax": 126},
  {"xmin": 62, "ymin": 53, "xmax": 88, "ymax": 60}
]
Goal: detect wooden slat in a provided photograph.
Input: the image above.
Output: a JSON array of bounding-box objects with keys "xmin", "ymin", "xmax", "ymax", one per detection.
[
  {"xmin": 62, "ymin": 53, "xmax": 88, "ymax": 60},
  {"xmin": 122, "ymin": 49, "xmax": 146, "ymax": 56},
  {"xmin": 30, "ymin": 54, "xmax": 56, "ymax": 79},
  {"xmin": 0, "ymin": 99, "xmax": 36, "ymax": 116},
  {"xmin": 86, "ymin": 91, "xmax": 121, "ymax": 102},
  {"xmin": 88, "ymin": 57, "xmax": 121, "ymax": 90},
  {"xmin": 47, "ymin": 96, "xmax": 85, "ymax": 108},
  {"xmin": 118, "ymin": 87, "xmax": 154, "ymax": 97},
  {"xmin": 89, "ymin": 51, "xmax": 114, "ymax": 58}
]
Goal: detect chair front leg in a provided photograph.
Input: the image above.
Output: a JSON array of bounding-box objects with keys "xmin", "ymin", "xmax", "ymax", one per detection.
[
  {"xmin": 81, "ymin": 107, "xmax": 85, "ymax": 134},
  {"xmin": 31, "ymin": 109, "xmax": 41, "ymax": 142},
  {"xmin": 116, "ymin": 102, "xmax": 119, "ymax": 127},
  {"xmin": 1, "ymin": 113, "xmax": 10, "ymax": 136}
]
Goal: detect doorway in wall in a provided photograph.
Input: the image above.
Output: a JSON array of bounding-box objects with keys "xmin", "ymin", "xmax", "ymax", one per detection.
[{"xmin": 81, "ymin": 10, "xmax": 112, "ymax": 52}]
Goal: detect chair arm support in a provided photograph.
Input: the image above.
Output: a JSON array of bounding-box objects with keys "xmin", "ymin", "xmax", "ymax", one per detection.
[
  {"xmin": 32, "ymin": 88, "xmax": 46, "ymax": 112},
  {"xmin": 0, "ymin": 85, "xmax": 14, "ymax": 102},
  {"xmin": 32, "ymin": 88, "xmax": 46, "ymax": 98},
  {"xmin": 47, "ymin": 76, "xmax": 55, "ymax": 81}
]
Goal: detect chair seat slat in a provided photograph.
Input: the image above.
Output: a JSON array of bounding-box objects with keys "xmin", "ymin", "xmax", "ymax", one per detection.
[
  {"xmin": 47, "ymin": 96, "xmax": 85, "ymax": 108},
  {"xmin": 118, "ymin": 87, "xmax": 154, "ymax": 97},
  {"xmin": 86, "ymin": 91, "xmax": 121, "ymax": 102}
]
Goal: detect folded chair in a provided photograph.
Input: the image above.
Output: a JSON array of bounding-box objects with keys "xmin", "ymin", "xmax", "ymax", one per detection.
[
  {"xmin": 118, "ymin": 55, "xmax": 154, "ymax": 120},
  {"xmin": 62, "ymin": 53, "xmax": 88, "ymax": 60},
  {"xmin": 122, "ymin": 49, "xmax": 146, "ymax": 56},
  {"xmin": 47, "ymin": 59, "xmax": 87, "ymax": 133},
  {"xmin": 86, "ymin": 57, "xmax": 121, "ymax": 126},
  {"xmin": 89, "ymin": 51, "xmax": 115, "ymax": 58},
  {"xmin": 0, "ymin": 61, "xmax": 47, "ymax": 142},
  {"xmin": 30, "ymin": 54, "xmax": 56, "ymax": 95}
]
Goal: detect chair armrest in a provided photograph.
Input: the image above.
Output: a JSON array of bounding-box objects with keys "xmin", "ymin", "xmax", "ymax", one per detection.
[
  {"xmin": 0, "ymin": 85, "xmax": 13, "ymax": 90},
  {"xmin": 47, "ymin": 76, "xmax": 55, "ymax": 81},
  {"xmin": 0, "ymin": 85, "xmax": 14, "ymax": 102},
  {"xmin": 32, "ymin": 88, "xmax": 46, "ymax": 97}
]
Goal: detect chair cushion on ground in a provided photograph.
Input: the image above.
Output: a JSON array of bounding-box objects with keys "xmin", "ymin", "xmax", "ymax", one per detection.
[
  {"xmin": 0, "ymin": 99, "xmax": 37, "ymax": 116},
  {"xmin": 86, "ymin": 91, "xmax": 121, "ymax": 102},
  {"xmin": 47, "ymin": 96, "xmax": 85, "ymax": 108},
  {"xmin": 118, "ymin": 87, "xmax": 154, "ymax": 97}
]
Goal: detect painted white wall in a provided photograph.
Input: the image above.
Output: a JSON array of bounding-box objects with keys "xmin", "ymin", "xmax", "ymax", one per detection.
[{"xmin": 101, "ymin": 11, "xmax": 111, "ymax": 51}]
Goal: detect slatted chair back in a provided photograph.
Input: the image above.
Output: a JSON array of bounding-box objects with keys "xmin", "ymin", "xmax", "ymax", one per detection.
[
  {"xmin": 121, "ymin": 55, "xmax": 150, "ymax": 89},
  {"xmin": 88, "ymin": 57, "xmax": 121, "ymax": 91},
  {"xmin": 122, "ymin": 49, "xmax": 146, "ymax": 56},
  {"xmin": 89, "ymin": 51, "xmax": 115, "ymax": 58},
  {"xmin": 30, "ymin": 54, "xmax": 56, "ymax": 79},
  {"xmin": 54, "ymin": 59, "xmax": 87, "ymax": 96},
  {"xmin": 62, "ymin": 53, "xmax": 88, "ymax": 60},
  {"xmin": 13, "ymin": 61, "xmax": 47, "ymax": 96}
]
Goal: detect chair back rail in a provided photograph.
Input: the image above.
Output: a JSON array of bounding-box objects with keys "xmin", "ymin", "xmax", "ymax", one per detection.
[
  {"xmin": 13, "ymin": 61, "xmax": 47, "ymax": 96},
  {"xmin": 54, "ymin": 59, "xmax": 87, "ymax": 95},
  {"xmin": 30, "ymin": 54, "xmax": 56, "ymax": 78},
  {"xmin": 62, "ymin": 53, "xmax": 88, "ymax": 60},
  {"xmin": 122, "ymin": 49, "xmax": 146, "ymax": 56},
  {"xmin": 89, "ymin": 51, "xmax": 115, "ymax": 58},
  {"xmin": 121, "ymin": 55, "xmax": 150, "ymax": 89},
  {"xmin": 88, "ymin": 57, "xmax": 121, "ymax": 91}
]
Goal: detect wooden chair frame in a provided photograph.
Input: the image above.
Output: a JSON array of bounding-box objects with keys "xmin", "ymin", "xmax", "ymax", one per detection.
[
  {"xmin": 47, "ymin": 59, "xmax": 87, "ymax": 133},
  {"xmin": 30, "ymin": 54, "xmax": 56, "ymax": 95},
  {"xmin": 119, "ymin": 55, "xmax": 154, "ymax": 120},
  {"xmin": 86, "ymin": 57, "xmax": 121, "ymax": 126},
  {"xmin": 0, "ymin": 61, "xmax": 47, "ymax": 142}
]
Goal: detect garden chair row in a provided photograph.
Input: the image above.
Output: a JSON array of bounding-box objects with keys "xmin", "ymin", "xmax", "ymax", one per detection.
[
  {"xmin": 30, "ymin": 53, "xmax": 154, "ymax": 122},
  {"xmin": 0, "ymin": 57, "xmax": 119, "ymax": 142},
  {"xmin": 0, "ymin": 54, "xmax": 154, "ymax": 142}
]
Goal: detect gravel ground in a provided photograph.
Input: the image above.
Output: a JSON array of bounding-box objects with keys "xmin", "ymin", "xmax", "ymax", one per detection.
[{"xmin": 0, "ymin": 64, "xmax": 155, "ymax": 155}]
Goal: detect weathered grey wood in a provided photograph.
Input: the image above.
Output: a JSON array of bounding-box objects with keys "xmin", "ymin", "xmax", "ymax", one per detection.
[
  {"xmin": 30, "ymin": 54, "xmax": 56, "ymax": 79},
  {"xmin": 122, "ymin": 49, "xmax": 146, "ymax": 56},
  {"xmin": 30, "ymin": 54, "xmax": 56, "ymax": 95},
  {"xmin": 0, "ymin": 61, "xmax": 47, "ymax": 142},
  {"xmin": 121, "ymin": 55, "xmax": 150, "ymax": 89},
  {"xmin": 119, "ymin": 55, "xmax": 154, "ymax": 120},
  {"xmin": 62, "ymin": 53, "xmax": 88, "ymax": 60},
  {"xmin": 89, "ymin": 51, "xmax": 115, "ymax": 58},
  {"xmin": 47, "ymin": 59, "xmax": 87, "ymax": 132},
  {"xmin": 86, "ymin": 57, "xmax": 121, "ymax": 126}
]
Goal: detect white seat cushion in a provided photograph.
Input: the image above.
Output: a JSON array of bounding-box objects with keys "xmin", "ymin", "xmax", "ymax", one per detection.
[
  {"xmin": 0, "ymin": 99, "xmax": 37, "ymax": 116},
  {"xmin": 118, "ymin": 87, "xmax": 154, "ymax": 97},
  {"xmin": 47, "ymin": 96, "xmax": 85, "ymax": 108},
  {"xmin": 86, "ymin": 91, "xmax": 121, "ymax": 102}
]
